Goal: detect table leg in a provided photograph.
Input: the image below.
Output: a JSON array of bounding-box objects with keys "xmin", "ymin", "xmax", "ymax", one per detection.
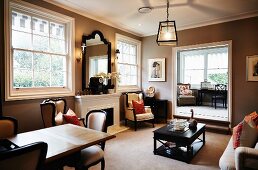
[
  {"xmin": 186, "ymin": 145, "xmax": 192, "ymax": 163},
  {"xmin": 153, "ymin": 137, "xmax": 157, "ymax": 155},
  {"xmin": 203, "ymin": 130, "xmax": 206, "ymax": 144}
]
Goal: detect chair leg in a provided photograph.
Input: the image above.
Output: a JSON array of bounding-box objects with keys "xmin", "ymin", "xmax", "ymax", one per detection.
[
  {"xmin": 215, "ymin": 98, "xmax": 217, "ymax": 109},
  {"xmin": 101, "ymin": 159, "xmax": 105, "ymax": 170},
  {"xmin": 152, "ymin": 119, "xmax": 155, "ymax": 128},
  {"xmin": 134, "ymin": 121, "xmax": 137, "ymax": 131},
  {"xmin": 125, "ymin": 119, "xmax": 127, "ymax": 126}
]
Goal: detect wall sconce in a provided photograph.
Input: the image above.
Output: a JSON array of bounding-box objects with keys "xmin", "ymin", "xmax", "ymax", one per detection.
[
  {"xmin": 76, "ymin": 52, "xmax": 82, "ymax": 62},
  {"xmin": 115, "ymin": 49, "xmax": 120, "ymax": 59}
]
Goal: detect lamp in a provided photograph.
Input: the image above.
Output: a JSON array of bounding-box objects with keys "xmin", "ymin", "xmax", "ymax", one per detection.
[
  {"xmin": 76, "ymin": 52, "xmax": 82, "ymax": 62},
  {"xmin": 115, "ymin": 49, "xmax": 120, "ymax": 60},
  {"xmin": 156, "ymin": 0, "xmax": 178, "ymax": 46}
]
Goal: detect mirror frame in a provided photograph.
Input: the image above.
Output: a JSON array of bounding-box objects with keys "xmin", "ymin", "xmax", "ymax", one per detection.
[{"xmin": 81, "ymin": 30, "xmax": 111, "ymax": 90}]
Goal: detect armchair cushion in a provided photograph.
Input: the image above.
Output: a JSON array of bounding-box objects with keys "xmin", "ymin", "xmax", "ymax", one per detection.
[
  {"xmin": 132, "ymin": 100, "xmax": 145, "ymax": 114},
  {"xmin": 127, "ymin": 93, "xmax": 143, "ymax": 107},
  {"xmin": 178, "ymin": 84, "xmax": 193, "ymax": 96}
]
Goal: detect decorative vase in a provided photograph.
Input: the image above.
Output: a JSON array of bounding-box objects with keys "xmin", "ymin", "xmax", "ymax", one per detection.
[{"xmin": 188, "ymin": 109, "xmax": 197, "ymax": 130}]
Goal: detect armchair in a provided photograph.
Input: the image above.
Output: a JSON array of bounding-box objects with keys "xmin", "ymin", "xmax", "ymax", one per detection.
[
  {"xmin": 177, "ymin": 83, "xmax": 196, "ymax": 106},
  {"xmin": 124, "ymin": 92, "xmax": 154, "ymax": 131}
]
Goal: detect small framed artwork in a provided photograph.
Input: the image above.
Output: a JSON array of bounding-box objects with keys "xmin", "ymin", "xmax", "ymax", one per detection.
[
  {"xmin": 246, "ymin": 55, "xmax": 258, "ymax": 81},
  {"xmin": 148, "ymin": 58, "xmax": 165, "ymax": 81}
]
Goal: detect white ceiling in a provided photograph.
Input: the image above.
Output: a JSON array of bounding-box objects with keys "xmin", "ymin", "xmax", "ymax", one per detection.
[{"xmin": 44, "ymin": 0, "xmax": 258, "ymax": 37}]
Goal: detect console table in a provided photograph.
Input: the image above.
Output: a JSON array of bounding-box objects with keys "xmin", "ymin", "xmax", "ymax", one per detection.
[{"xmin": 144, "ymin": 97, "xmax": 167, "ymax": 123}]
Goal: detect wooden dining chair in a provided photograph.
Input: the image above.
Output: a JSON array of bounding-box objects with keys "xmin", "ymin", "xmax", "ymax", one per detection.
[
  {"xmin": 79, "ymin": 110, "xmax": 107, "ymax": 170},
  {"xmin": 212, "ymin": 84, "xmax": 227, "ymax": 109},
  {"xmin": 0, "ymin": 116, "xmax": 18, "ymax": 139},
  {"xmin": 0, "ymin": 142, "xmax": 48, "ymax": 170},
  {"xmin": 40, "ymin": 98, "xmax": 67, "ymax": 128}
]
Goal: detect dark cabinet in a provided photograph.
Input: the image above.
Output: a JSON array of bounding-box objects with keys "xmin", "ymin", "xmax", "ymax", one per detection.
[{"xmin": 144, "ymin": 97, "xmax": 167, "ymax": 122}]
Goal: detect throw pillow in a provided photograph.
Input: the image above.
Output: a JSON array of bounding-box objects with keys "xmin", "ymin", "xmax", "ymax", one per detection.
[
  {"xmin": 244, "ymin": 111, "xmax": 258, "ymax": 128},
  {"xmin": 232, "ymin": 119, "xmax": 258, "ymax": 149},
  {"xmin": 132, "ymin": 100, "xmax": 145, "ymax": 114},
  {"xmin": 55, "ymin": 111, "xmax": 63, "ymax": 125},
  {"xmin": 63, "ymin": 109, "xmax": 80, "ymax": 126}
]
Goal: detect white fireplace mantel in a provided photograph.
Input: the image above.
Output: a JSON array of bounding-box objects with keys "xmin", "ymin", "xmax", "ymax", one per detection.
[{"xmin": 75, "ymin": 93, "xmax": 121, "ymax": 126}]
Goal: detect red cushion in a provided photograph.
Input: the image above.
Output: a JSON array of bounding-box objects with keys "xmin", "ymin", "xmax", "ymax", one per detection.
[
  {"xmin": 244, "ymin": 111, "xmax": 258, "ymax": 128},
  {"xmin": 232, "ymin": 121, "xmax": 243, "ymax": 149},
  {"xmin": 132, "ymin": 100, "xmax": 145, "ymax": 114},
  {"xmin": 63, "ymin": 114, "xmax": 80, "ymax": 126}
]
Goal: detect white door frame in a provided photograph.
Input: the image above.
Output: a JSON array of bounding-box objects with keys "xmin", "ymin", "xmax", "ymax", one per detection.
[{"xmin": 171, "ymin": 41, "xmax": 232, "ymax": 127}]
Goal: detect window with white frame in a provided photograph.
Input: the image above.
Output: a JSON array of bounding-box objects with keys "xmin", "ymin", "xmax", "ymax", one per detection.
[
  {"xmin": 116, "ymin": 34, "xmax": 141, "ymax": 90},
  {"xmin": 89, "ymin": 55, "xmax": 108, "ymax": 78},
  {"xmin": 5, "ymin": 0, "xmax": 75, "ymax": 100},
  {"xmin": 178, "ymin": 46, "xmax": 228, "ymax": 88}
]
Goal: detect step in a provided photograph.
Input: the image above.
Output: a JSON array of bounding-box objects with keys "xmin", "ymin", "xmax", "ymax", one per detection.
[{"xmin": 173, "ymin": 114, "xmax": 230, "ymax": 134}]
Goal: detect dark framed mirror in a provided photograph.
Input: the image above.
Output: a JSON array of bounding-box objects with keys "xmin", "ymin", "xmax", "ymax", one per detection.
[{"xmin": 81, "ymin": 30, "xmax": 111, "ymax": 91}]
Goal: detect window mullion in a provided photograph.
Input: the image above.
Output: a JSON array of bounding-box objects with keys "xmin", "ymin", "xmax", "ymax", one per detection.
[
  {"xmin": 32, "ymin": 51, "xmax": 35, "ymax": 87},
  {"xmin": 204, "ymin": 53, "xmax": 208, "ymax": 81}
]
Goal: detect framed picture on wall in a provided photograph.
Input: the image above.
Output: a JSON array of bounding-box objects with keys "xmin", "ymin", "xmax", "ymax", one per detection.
[
  {"xmin": 246, "ymin": 55, "xmax": 258, "ymax": 81},
  {"xmin": 148, "ymin": 58, "xmax": 166, "ymax": 81}
]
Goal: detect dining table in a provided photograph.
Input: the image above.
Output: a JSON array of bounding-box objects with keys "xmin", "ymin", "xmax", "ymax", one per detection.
[{"xmin": 8, "ymin": 124, "xmax": 115, "ymax": 169}]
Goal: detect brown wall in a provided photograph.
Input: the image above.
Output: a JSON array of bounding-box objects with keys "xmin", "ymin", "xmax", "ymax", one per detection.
[
  {"xmin": 0, "ymin": 0, "xmax": 141, "ymax": 132},
  {"xmin": 142, "ymin": 17, "xmax": 258, "ymax": 126}
]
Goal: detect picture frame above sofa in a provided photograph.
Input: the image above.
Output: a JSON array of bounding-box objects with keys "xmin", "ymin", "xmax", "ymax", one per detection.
[{"xmin": 246, "ymin": 55, "xmax": 258, "ymax": 81}]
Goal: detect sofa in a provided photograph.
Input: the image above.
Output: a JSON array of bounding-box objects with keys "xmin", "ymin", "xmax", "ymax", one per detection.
[
  {"xmin": 220, "ymin": 111, "xmax": 258, "ymax": 170},
  {"xmin": 219, "ymin": 136, "xmax": 258, "ymax": 170}
]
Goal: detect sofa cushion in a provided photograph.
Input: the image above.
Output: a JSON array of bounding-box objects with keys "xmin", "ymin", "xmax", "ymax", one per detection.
[
  {"xmin": 233, "ymin": 120, "xmax": 258, "ymax": 149},
  {"xmin": 244, "ymin": 111, "xmax": 258, "ymax": 128},
  {"xmin": 219, "ymin": 137, "xmax": 236, "ymax": 170}
]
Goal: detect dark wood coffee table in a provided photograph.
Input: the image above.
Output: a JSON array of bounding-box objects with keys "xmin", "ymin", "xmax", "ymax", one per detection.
[{"xmin": 153, "ymin": 123, "xmax": 206, "ymax": 163}]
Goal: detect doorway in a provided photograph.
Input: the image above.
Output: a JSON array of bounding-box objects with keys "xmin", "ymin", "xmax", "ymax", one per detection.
[{"xmin": 172, "ymin": 41, "xmax": 232, "ymax": 124}]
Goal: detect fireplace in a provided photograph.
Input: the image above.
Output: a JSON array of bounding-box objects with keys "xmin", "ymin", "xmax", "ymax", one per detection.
[
  {"xmin": 75, "ymin": 93, "xmax": 120, "ymax": 128},
  {"xmin": 103, "ymin": 108, "xmax": 114, "ymax": 127}
]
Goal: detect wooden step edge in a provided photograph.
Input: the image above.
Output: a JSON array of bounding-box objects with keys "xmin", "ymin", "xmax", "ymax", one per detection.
[
  {"xmin": 173, "ymin": 115, "xmax": 230, "ymax": 125},
  {"xmin": 205, "ymin": 124, "xmax": 231, "ymax": 134}
]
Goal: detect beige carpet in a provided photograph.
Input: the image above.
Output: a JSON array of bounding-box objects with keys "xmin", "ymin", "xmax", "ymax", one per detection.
[{"xmin": 66, "ymin": 124, "xmax": 231, "ymax": 170}]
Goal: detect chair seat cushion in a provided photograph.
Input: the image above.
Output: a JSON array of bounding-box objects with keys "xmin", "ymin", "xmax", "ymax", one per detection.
[
  {"xmin": 81, "ymin": 145, "xmax": 104, "ymax": 166},
  {"xmin": 136, "ymin": 112, "xmax": 154, "ymax": 121},
  {"xmin": 178, "ymin": 95, "xmax": 195, "ymax": 98}
]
